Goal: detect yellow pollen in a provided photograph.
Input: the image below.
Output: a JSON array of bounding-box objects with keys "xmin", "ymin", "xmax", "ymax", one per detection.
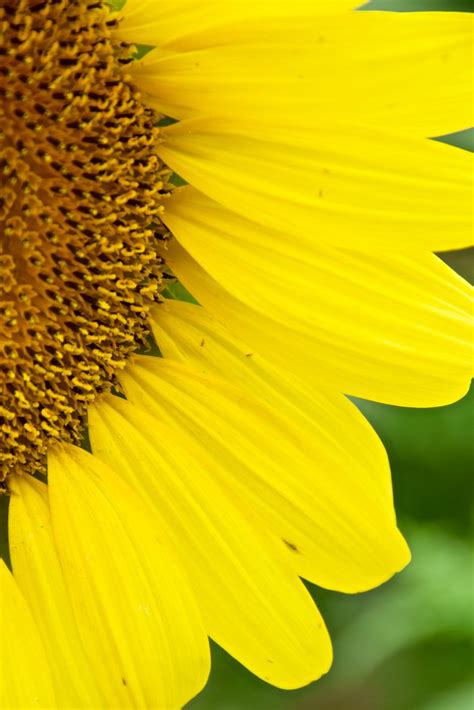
[{"xmin": 0, "ymin": 0, "xmax": 170, "ymax": 481}]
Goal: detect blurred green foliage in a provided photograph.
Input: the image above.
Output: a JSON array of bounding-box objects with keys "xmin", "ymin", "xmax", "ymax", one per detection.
[{"xmin": 367, "ymin": 0, "xmax": 472, "ymax": 9}]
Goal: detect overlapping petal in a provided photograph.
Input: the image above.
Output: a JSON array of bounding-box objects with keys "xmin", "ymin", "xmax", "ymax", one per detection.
[
  {"xmin": 151, "ymin": 299, "xmax": 394, "ymax": 506},
  {"xmin": 0, "ymin": 559, "xmax": 56, "ymax": 708},
  {"xmin": 9, "ymin": 475, "xmax": 103, "ymax": 708},
  {"xmin": 47, "ymin": 445, "xmax": 210, "ymax": 709},
  {"xmin": 89, "ymin": 393, "xmax": 333, "ymax": 689},
  {"xmin": 158, "ymin": 119, "xmax": 473, "ymax": 252},
  {"xmin": 131, "ymin": 12, "xmax": 472, "ymax": 136},
  {"xmin": 104, "ymin": 354, "xmax": 409, "ymax": 594},
  {"xmin": 163, "ymin": 237, "xmax": 473, "ymax": 407},
  {"xmin": 116, "ymin": 0, "xmax": 358, "ymax": 49},
  {"xmin": 152, "ymin": 301, "xmax": 412, "ymax": 589}
]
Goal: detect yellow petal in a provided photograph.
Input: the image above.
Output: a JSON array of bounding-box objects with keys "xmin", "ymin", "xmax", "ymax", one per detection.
[
  {"xmin": 115, "ymin": 354, "xmax": 409, "ymax": 594},
  {"xmin": 48, "ymin": 444, "xmax": 209, "ymax": 709},
  {"xmin": 89, "ymin": 394, "xmax": 333, "ymax": 689},
  {"xmin": 151, "ymin": 302, "xmax": 408, "ymax": 592},
  {"xmin": 159, "ymin": 118, "xmax": 472, "ymax": 252},
  {"xmin": 164, "ymin": 188, "xmax": 472, "ymax": 357},
  {"xmin": 132, "ymin": 12, "xmax": 472, "ymax": 136},
  {"xmin": 152, "ymin": 300, "xmax": 394, "ymax": 509},
  {"xmin": 116, "ymin": 0, "xmax": 357, "ymax": 49},
  {"xmin": 164, "ymin": 238, "xmax": 473, "ymax": 407},
  {"xmin": 0, "ymin": 558, "xmax": 56, "ymax": 709},
  {"xmin": 8, "ymin": 475, "xmax": 103, "ymax": 708}
]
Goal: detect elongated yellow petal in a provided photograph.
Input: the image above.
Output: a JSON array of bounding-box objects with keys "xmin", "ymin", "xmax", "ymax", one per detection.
[
  {"xmin": 164, "ymin": 187, "xmax": 472, "ymax": 351},
  {"xmin": 116, "ymin": 0, "xmax": 357, "ymax": 49},
  {"xmin": 152, "ymin": 299, "xmax": 393, "ymax": 507},
  {"xmin": 0, "ymin": 558, "xmax": 56, "ymax": 709},
  {"xmin": 159, "ymin": 118, "xmax": 473, "ymax": 251},
  {"xmin": 132, "ymin": 12, "xmax": 472, "ymax": 136},
  {"xmin": 164, "ymin": 239, "xmax": 473, "ymax": 407},
  {"xmin": 148, "ymin": 303, "xmax": 408, "ymax": 592},
  {"xmin": 8, "ymin": 475, "xmax": 103, "ymax": 708},
  {"xmin": 165, "ymin": 187, "xmax": 472, "ymax": 389},
  {"xmin": 112, "ymin": 355, "xmax": 409, "ymax": 595},
  {"xmin": 89, "ymin": 394, "xmax": 333, "ymax": 689},
  {"xmin": 48, "ymin": 445, "xmax": 209, "ymax": 709}
]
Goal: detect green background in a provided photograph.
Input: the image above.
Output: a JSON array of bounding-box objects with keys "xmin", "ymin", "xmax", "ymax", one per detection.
[
  {"xmin": 1, "ymin": 1, "xmax": 472, "ymax": 708},
  {"xmin": 187, "ymin": 1, "xmax": 474, "ymax": 708}
]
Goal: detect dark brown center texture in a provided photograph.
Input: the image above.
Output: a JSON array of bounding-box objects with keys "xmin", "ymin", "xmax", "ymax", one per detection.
[{"xmin": 0, "ymin": 0, "xmax": 169, "ymax": 482}]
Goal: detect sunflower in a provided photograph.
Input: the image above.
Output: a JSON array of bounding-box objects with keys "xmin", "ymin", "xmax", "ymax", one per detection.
[{"xmin": 0, "ymin": 0, "xmax": 472, "ymax": 707}]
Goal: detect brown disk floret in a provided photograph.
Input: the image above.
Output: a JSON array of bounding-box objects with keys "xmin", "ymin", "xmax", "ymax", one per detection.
[{"xmin": 0, "ymin": 0, "xmax": 169, "ymax": 481}]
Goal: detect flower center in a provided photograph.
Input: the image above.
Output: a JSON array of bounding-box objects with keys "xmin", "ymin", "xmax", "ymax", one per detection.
[{"xmin": 0, "ymin": 0, "xmax": 168, "ymax": 481}]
